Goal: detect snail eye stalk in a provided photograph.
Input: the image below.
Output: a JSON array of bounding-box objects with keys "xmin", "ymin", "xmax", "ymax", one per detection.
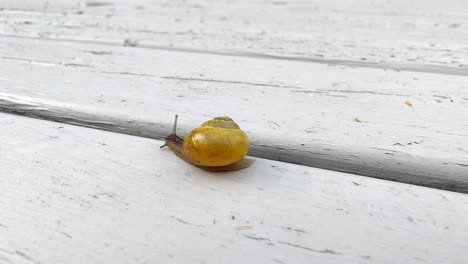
[
  {"xmin": 173, "ymin": 114, "xmax": 178, "ymax": 134},
  {"xmin": 160, "ymin": 115, "xmax": 182, "ymax": 149}
]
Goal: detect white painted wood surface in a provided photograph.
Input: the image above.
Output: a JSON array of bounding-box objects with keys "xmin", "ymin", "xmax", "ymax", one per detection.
[
  {"xmin": 1, "ymin": 0, "xmax": 468, "ymax": 72},
  {"xmin": 1, "ymin": 34, "xmax": 467, "ymax": 158},
  {"xmin": 1, "ymin": 92, "xmax": 468, "ymax": 193},
  {"xmin": 1, "ymin": 1, "xmax": 468, "ymax": 262},
  {"xmin": 0, "ymin": 35, "xmax": 467, "ymax": 191},
  {"xmin": 1, "ymin": 113, "xmax": 468, "ymax": 264}
]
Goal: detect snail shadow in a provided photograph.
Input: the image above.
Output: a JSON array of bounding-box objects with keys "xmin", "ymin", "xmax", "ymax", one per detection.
[
  {"xmin": 185, "ymin": 158, "xmax": 259, "ymax": 184},
  {"xmin": 196, "ymin": 159, "xmax": 255, "ymax": 172}
]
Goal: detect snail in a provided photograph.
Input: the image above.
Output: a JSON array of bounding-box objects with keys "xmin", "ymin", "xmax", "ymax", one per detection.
[{"xmin": 160, "ymin": 115, "xmax": 254, "ymax": 171}]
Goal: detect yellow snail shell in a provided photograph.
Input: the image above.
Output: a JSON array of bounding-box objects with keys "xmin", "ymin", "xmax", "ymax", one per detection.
[{"xmin": 161, "ymin": 115, "xmax": 254, "ymax": 171}]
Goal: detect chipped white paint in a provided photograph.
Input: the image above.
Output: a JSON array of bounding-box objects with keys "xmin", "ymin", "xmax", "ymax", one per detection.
[
  {"xmin": 0, "ymin": 113, "xmax": 468, "ymax": 264},
  {"xmin": 1, "ymin": 92, "xmax": 468, "ymax": 192},
  {"xmin": 0, "ymin": 35, "xmax": 467, "ymax": 190},
  {"xmin": 0, "ymin": 0, "xmax": 467, "ymax": 71},
  {"xmin": 0, "ymin": 1, "xmax": 467, "ymax": 262},
  {"xmin": 1, "ymin": 36, "xmax": 467, "ymax": 160}
]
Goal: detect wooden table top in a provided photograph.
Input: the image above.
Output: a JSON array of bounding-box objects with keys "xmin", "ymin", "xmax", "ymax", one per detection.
[{"xmin": 0, "ymin": 1, "xmax": 467, "ymax": 263}]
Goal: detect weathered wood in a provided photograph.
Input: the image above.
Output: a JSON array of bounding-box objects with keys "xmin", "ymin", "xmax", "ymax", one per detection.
[
  {"xmin": 1, "ymin": 93, "xmax": 467, "ymax": 193},
  {"xmin": 1, "ymin": 0, "xmax": 467, "ymax": 72},
  {"xmin": 1, "ymin": 113, "xmax": 467, "ymax": 264},
  {"xmin": 1, "ymin": 1, "xmax": 467, "ymax": 263},
  {"xmin": 0, "ymin": 35, "xmax": 467, "ymax": 191}
]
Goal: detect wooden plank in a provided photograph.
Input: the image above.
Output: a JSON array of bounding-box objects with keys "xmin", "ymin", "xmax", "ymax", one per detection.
[
  {"xmin": 0, "ymin": 36, "xmax": 467, "ymax": 191},
  {"xmin": 1, "ymin": 0, "xmax": 467, "ymax": 72},
  {"xmin": 1, "ymin": 113, "xmax": 468, "ymax": 264},
  {"xmin": 1, "ymin": 93, "xmax": 468, "ymax": 193}
]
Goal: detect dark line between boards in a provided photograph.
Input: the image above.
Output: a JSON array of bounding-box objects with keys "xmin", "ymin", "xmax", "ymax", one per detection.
[
  {"xmin": 0, "ymin": 34, "xmax": 467, "ymax": 77},
  {"xmin": 0, "ymin": 94, "xmax": 467, "ymax": 194}
]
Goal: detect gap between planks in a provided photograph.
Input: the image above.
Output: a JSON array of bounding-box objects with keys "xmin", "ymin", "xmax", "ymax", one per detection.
[
  {"xmin": 0, "ymin": 33, "xmax": 467, "ymax": 77},
  {"xmin": 0, "ymin": 93, "xmax": 467, "ymax": 194}
]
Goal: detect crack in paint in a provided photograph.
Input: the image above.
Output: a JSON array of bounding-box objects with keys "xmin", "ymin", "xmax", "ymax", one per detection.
[{"xmin": 278, "ymin": 241, "xmax": 342, "ymax": 255}]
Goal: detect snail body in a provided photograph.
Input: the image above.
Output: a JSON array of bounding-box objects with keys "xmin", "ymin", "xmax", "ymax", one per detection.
[{"xmin": 161, "ymin": 115, "xmax": 253, "ymax": 171}]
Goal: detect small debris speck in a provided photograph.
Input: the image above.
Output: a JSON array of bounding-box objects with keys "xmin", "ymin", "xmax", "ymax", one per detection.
[
  {"xmin": 234, "ymin": 225, "xmax": 252, "ymax": 231},
  {"xmin": 123, "ymin": 39, "xmax": 138, "ymax": 47}
]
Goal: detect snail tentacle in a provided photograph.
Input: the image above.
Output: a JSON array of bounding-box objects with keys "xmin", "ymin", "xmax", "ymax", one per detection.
[{"xmin": 160, "ymin": 114, "xmax": 183, "ymax": 148}]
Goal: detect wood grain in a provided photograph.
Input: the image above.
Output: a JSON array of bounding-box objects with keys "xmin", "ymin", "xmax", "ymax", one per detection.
[
  {"xmin": 1, "ymin": 93, "xmax": 467, "ymax": 193},
  {"xmin": 1, "ymin": 0, "xmax": 467, "ymax": 72},
  {"xmin": 1, "ymin": 113, "xmax": 467, "ymax": 264},
  {"xmin": 1, "ymin": 1, "xmax": 467, "ymax": 262},
  {"xmin": 0, "ymin": 35, "xmax": 467, "ymax": 191}
]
